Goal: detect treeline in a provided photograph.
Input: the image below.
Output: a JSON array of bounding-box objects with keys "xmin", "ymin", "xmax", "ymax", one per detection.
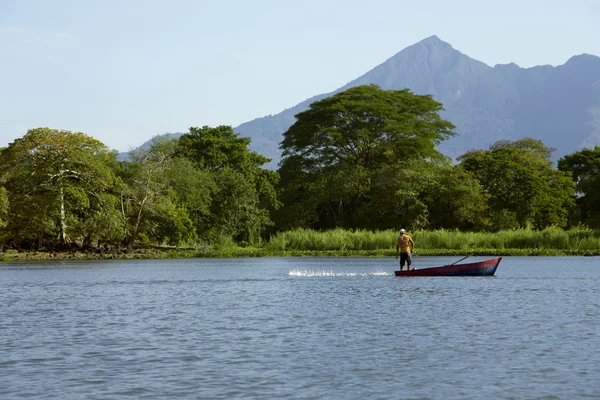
[
  {"xmin": 1, "ymin": 84, "xmax": 600, "ymax": 251},
  {"xmin": 0, "ymin": 126, "xmax": 279, "ymax": 251}
]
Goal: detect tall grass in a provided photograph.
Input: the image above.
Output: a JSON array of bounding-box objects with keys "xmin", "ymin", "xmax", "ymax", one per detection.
[
  {"xmin": 265, "ymin": 228, "xmax": 395, "ymax": 251},
  {"xmin": 263, "ymin": 227, "xmax": 600, "ymax": 252}
]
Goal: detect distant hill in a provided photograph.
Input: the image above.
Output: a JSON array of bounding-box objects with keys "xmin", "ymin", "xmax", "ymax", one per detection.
[
  {"xmin": 234, "ymin": 35, "xmax": 600, "ymax": 168},
  {"xmin": 117, "ymin": 133, "xmax": 183, "ymax": 161},
  {"xmin": 126, "ymin": 36, "xmax": 600, "ymax": 168}
]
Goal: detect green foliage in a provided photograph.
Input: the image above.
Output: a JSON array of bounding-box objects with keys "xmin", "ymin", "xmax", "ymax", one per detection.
[
  {"xmin": 178, "ymin": 125, "xmax": 270, "ymax": 173},
  {"xmin": 558, "ymin": 146, "xmax": 600, "ymax": 227},
  {"xmin": 490, "ymin": 138, "xmax": 556, "ymax": 161},
  {"xmin": 360, "ymin": 160, "xmax": 489, "ymax": 231},
  {"xmin": 120, "ymin": 135, "xmax": 200, "ymax": 248},
  {"xmin": 0, "ymin": 127, "xmax": 121, "ymax": 248},
  {"xmin": 2, "ymin": 104, "xmax": 598, "ymax": 253},
  {"xmin": 414, "ymin": 226, "xmax": 600, "ymax": 251},
  {"xmin": 459, "ymin": 138, "xmax": 575, "ymax": 230},
  {"xmin": 265, "ymin": 228, "xmax": 395, "ymax": 251},
  {"xmin": 281, "ymin": 84, "xmax": 455, "ymax": 168},
  {"xmin": 264, "ymin": 227, "xmax": 600, "ymax": 253},
  {"xmin": 420, "ymin": 165, "xmax": 489, "ymax": 230},
  {"xmin": 277, "ymin": 85, "xmax": 457, "ymax": 232},
  {"xmin": 144, "ymin": 202, "xmax": 197, "ymax": 246},
  {"xmin": 0, "ymin": 192, "xmax": 56, "ymax": 248},
  {"xmin": 358, "ymin": 162, "xmax": 431, "ymax": 230},
  {"xmin": 162, "ymin": 156, "xmax": 215, "ymax": 237},
  {"xmin": 208, "ymin": 169, "xmax": 269, "ymax": 242},
  {"xmin": 0, "ymin": 187, "xmax": 8, "ymax": 228},
  {"xmin": 176, "ymin": 125, "xmax": 280, "ymax": 244}
]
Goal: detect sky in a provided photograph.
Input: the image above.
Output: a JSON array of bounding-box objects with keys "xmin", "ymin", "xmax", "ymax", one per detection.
[{"xmin": 1, "ymin": 0, "xmax": 599, "ymax": 152}]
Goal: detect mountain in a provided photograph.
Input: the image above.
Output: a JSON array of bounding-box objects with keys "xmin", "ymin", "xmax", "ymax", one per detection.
[
  {"xmin": 232, "ymin": 35, "xmax": 600, "ymax": 168},
  {"xmin": 117, "ymin": 132, "xmax": 183, "ymax": 161}
]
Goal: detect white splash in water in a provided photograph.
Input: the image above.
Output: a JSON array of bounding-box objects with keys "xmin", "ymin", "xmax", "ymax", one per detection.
[{"xmin": 288, "ymin": 269, "xmax": 392, "ymax": 277}]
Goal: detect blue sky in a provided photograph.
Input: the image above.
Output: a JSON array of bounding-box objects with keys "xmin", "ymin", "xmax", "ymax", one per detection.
[{"xmin": 1, "ymin": 0, "xmax": 599, "ymax": 152}]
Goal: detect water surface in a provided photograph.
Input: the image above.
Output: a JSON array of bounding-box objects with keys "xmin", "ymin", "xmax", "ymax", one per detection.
[{"xmin": 1, "ymin": 256, "xmax": 599, "ymax": 399}]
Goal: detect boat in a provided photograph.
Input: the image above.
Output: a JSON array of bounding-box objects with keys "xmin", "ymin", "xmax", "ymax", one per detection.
[{"xmin": 394, "ymin": 257, "xmax": 502, "ymax": 277}]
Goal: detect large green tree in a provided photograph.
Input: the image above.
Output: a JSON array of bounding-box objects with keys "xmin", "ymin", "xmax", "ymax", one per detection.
[
  {"xmin": 177, "ymin": 126, "xmax": 280, "ymax": 243},
  {"xmin": 281, "ymin": 84, "xmax": 455, "ymax": 168},
  {"xmin": 276, "ymin": 85, "xmax": 456, "ymax": 231},
  {"xmin": 459, "ymin": 138, "xmax": 575, "ymax": 230},
  {"xmin": 0, "ymin": 128, "xmax": 121, "ymax": 248}
]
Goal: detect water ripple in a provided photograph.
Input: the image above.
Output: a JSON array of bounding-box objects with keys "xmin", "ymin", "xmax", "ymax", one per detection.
[
  {"xmin": 1, "ymin": 256, "xmax": 599, "ymax": 399},
  {"xmin": 288, "ymin": 269, "xmax": 392, "ymax": 277}
]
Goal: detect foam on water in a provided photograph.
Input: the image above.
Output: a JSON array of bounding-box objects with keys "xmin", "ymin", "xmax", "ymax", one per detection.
[{"xmin": 288, "ymin": 269, "xmax": 392, "ymax": 277}]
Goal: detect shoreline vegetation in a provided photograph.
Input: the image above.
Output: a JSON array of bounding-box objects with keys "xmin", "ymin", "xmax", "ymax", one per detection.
[
  {"xmin": 2, "ymin": 228, "xmax": 599, "ymax": 262},
  {"xmin": 5, "ymin": 96, "xmax": 600, "ymax": 264}
]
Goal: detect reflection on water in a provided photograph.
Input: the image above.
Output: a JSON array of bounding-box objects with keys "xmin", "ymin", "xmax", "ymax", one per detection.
[{"xmin": 1, "ymin": 256, "xmax": 599, "ymax": 399}]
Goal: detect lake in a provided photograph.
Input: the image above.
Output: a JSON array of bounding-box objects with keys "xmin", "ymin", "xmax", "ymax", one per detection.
[{"xmin": 1, "ymin": 256, "xmax": 599, "ymax": 399}]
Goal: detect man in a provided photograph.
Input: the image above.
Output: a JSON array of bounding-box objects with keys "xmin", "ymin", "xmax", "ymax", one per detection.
[{"xmin": 395, "ymin": 229, "xmax": 414, "ymax": 271}]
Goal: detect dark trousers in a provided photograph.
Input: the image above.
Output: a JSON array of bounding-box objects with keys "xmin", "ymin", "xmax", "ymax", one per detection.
[{"xmin": 399, "ymin": 252, "xmax": 412, "ymax": 268}]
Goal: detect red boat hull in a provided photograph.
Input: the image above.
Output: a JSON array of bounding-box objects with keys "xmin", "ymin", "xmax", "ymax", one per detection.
[{"xmin": 394, "ymin": 257, "xmax": 502, "ymax": 277}]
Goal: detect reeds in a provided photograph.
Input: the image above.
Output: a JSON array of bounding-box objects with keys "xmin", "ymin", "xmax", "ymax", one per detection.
[
  {"xmin": 264, "ymin": 228, "xmax": 394, "ymax": 251},
  {"xmin": 263, "ymin": 227, "xmax": 600, "ymax": 252}
]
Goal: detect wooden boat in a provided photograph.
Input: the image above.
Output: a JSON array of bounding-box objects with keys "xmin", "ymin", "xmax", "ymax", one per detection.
[{"xmin": 394, "ymin": 257, "xmax": 502, "ymax": 277}]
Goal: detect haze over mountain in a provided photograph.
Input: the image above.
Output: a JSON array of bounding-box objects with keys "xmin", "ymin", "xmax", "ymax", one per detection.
[
  {"xmin": 130, "ymin": 36, "xmax": 600, "ymax": 167},
  {"xmin": 231, "ymin": 35, "xmax": 600, "ymax": 167}
]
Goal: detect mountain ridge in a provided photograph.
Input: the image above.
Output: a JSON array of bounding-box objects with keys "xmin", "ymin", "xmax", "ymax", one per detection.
[
  {"xmin": 235, "ymin": 36, "xmax": 600, "ymax": 167},
  {"xmin": 127, "ymin": 36, "xmax": 600, "ymax": 167}
]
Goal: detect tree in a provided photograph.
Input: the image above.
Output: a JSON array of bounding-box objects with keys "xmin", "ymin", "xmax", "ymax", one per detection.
[
  {"xmin": 177, "ymin": 126, "xmax": 280, "ymax": 243},
  {"xmin": 420, "ymin": 165, "xmax": 489, "ymax": 230},
  {"xmin": 280, "ymin": 84, "xmax": 455, "ymax": 169},
  {"xmin": 162, "ymin": 156, "xmax": 215, "ymax": 238},
  {"xmin": 178, "ymin": 125, "xmax": 271, "ymax": 173},
  {"xmin": 276, "ymin": 85, "xmax": 456, "ymax": 231},
  {"xmin": 490, "ymin": 138, "xmax": 556, "ymax": 160},
  {"xmin": 459, "ymin": 138, "xmax": 575, "ymax": 230},
  {"xmin": 357, "ymin": 161, "xmax": 431, "ymax": 230},
  {"xmin": 0, "ymin": 128, "xmax": 121, "ymax": 248},
  {"xmin": 271, "ymin": 155, "xmax": 322, "ymax": 231},
  {"xmin": 119, "ymin": 135, "xmax": 202, "ymax": 249},
  {"xmin": 558, "ymin": 146, "xmax": 600, "ymax": 227}
]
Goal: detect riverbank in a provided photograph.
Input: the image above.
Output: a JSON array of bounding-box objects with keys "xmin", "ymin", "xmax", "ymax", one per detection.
[
  {"xmin": 1, "ymin": 247, "xmax": 597, "ymax": 262},
  {"xmin": 3, "ymin": 227, "xmax": 600, "ymax": 262},
  {"xmin": 0, "ymin": 248, "xmax": 168, "ymax": 262}
]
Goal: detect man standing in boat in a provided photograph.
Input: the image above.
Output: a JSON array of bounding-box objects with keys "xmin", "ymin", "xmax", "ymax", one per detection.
[{"xmin": 395, "ymin": 229, "xmax": 414, "ymax": 271}]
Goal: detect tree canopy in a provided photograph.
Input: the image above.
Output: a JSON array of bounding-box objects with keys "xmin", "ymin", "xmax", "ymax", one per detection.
[
  {"xmin": 176, "ymin": 126, "xmax": 280, "ymax": 243},
  {"xmin": 178, "ymin": 125, "xmax": 271, "ymax": 174},
  {"xmin": 1, "ymin": 99, "xmax": 598, "ymax": 253},
  {"xmin": 0, "ymin": 128, "xmax": 120, "ymax": 248},
  {"xmin": 558, "ymin": 146, "xmax": 600, "ymax": 227},
  {"xmin": 459, "ymin": 138, "xmax": 575, "ymax": 230},
  {"xmin": 118, "ymin": 135, "xmax": 202, "ymax": 250},
  {"xmin": 276, "ymin": 85, "xmax": 458, "ymax": 231},
  {"xmin": 281, "ymin": 84, "xmax": 456, "ymax": 170}
]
